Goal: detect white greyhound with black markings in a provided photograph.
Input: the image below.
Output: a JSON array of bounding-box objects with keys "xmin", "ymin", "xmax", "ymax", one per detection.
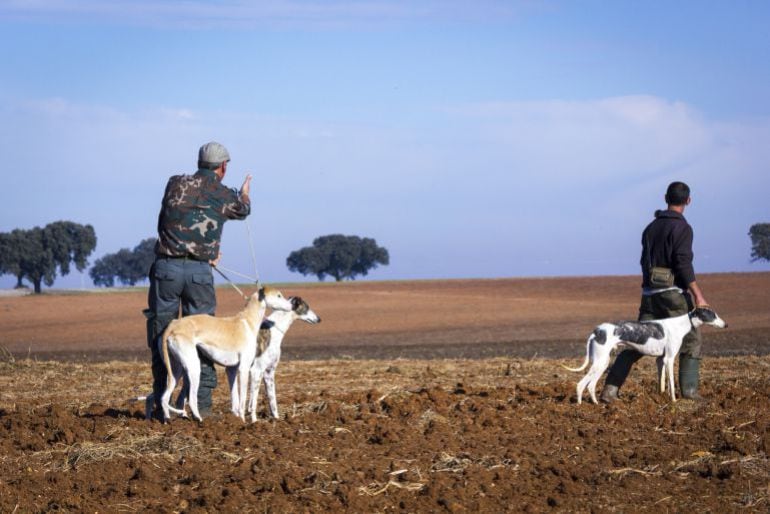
[
  {"xmin": 229, "ymin": 296, "xmax": 321, "ymax": 423},
  {"xmin": 160, "ymin": 286, "xmax": 293, "ymax": 422},
  {"xmin": 564, "ymin": 307, "xmax": 727, "ymax": 404}
]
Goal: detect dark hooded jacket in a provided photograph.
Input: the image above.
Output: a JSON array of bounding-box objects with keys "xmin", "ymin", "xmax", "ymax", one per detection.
[{"xmin": 640, "ymin": 209, "xmax": 696, "ymax": 290}]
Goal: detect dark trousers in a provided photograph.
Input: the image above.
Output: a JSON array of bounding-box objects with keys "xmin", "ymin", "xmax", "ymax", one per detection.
[
  {"xmin": 605, "ymin": 289, "xmax": 701, "ymax": 389},
  {"xmin": 145, "ymin": 257, "xmax": 218, "ymax": 416}
]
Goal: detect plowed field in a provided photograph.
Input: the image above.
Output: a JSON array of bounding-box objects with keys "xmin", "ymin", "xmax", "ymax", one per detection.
[{"xmin": 1, "ymin": 273, "xmax": 769, "ymax": 512}]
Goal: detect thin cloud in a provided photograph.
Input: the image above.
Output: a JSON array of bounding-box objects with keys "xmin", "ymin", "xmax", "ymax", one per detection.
[
  {"xmin": 0, "ymin": 0, "xmax": 533, "ymax": 29},
  {"xmin": 448, "ymin": 95, "xmax": 714, "ymax": 184}
]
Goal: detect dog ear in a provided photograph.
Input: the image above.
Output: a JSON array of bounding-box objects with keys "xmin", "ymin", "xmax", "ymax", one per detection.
[{"xmin": 295, "ymin": 297, "xmax": 310, "ymax": 315}]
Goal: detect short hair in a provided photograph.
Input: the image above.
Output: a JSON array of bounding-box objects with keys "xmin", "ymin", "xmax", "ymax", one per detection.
[
  {"xmin": 665, "ymin": 181, "xmax": 690, "ymax": 206},
  {"xmin": 197, "ymin": 159, "xmax": 223, "ymax": 170}
]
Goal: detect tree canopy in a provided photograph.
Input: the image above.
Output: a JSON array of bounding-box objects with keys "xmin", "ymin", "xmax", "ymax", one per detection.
[
  {"xmin": 0, "ymin": 222, "xmax": 97, "ymax": 293},
  {"xmin": 0, "ymin": 230, "xmax": 25, "ymax": 288},
  {"xmin": 286, "ymin": 234, "xmax": 389, "ymax": 281},
  {"xmin": 90, "ymin": 237, "xmax": 156, "ymax": 287},
  {"xmin": 749, "ymin": 223, "xmax": 770, "ymax": 262}
]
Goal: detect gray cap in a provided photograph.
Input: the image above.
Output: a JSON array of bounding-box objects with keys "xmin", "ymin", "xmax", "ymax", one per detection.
[{"xmin": 198, "ymin": 141, "xmax": 231, "ymax": 169}]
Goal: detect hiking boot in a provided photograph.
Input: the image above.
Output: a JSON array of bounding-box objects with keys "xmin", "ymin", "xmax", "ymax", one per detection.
[{"xmin": 600, "ymin": 384, "xmax": 619, "ymax": 404}]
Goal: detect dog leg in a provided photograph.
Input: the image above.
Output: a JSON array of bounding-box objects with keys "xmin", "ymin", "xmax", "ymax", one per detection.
[
  {"xmin": 576, "ymin": 363, "xmax": 603, "ymax": 405},
  {"xmin": 184, "ymin": 352, "xmax": 203, "ymax": 422},
  {"xmin": 226, "ymin": 366, "xmax": 240, "ymax": 417},
  {"xmin": 263, "ymin": 367, "xmax": 279, "ymax": 419},
  {"xmin": 174, "ymin": 377, "xmax": 188, "ymax": 416},
  {"xmin": 160, "ymin": 339, "xmax": 179, "ymax": 422},
  {"xmin": 236, "ymin": 365, "xmax": 251, "ymax": 421},
  {"xmin": 147, "ymin": 390, "xmax": 186, "ymax": 420},
  {"xmin": 573, "ymin": 338, "xmax": 596, "ymax": 405},
  {"xmin": 578, "ymin": 339, "xmax": 611, "ymax": 405},
  {"xmin": 576, "ymin": 372, "xmax": 591, "ymax": 405},
  {"xmin": 167, "ymin": 358, "xmax": 188, "ymax": 418},
  {"xmin": 161, "ymin": 337, "xmax": 190, "ymax": 421},
  {"xmin": 159, "ymin": 366, "xmax": 187, "ymax": 419},
  {"xmin": 587, "ymin": 349, "xmax": 612, "ymax": 405},
  {"xmin": 249, "ymin": 366, "xmax": 264, "ymax": 423},
  {"xmin": 160, "ymin": 374, "xmax": 177, "ymax": 423},
  {"xmin": 666, "ymin": 356, "xmax": 677, "ymax": 402},
  {"xmin": 656, "ymin": 356, "xmax": 665, "ymax": 394}
]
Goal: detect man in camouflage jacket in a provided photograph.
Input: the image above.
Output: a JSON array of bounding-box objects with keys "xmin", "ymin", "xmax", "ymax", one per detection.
[{"xmin": 145, "ymin": 141, "xmax": 252, "ymax": 420}]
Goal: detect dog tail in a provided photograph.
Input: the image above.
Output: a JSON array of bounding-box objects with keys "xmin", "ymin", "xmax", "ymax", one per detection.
[
  {"xmin": 162, "ymin": 323, "xmax": 175, "ymax": 393},
  {"xmin": 561, "ymin": 334, "xmax": 593, "ymax": 372}
]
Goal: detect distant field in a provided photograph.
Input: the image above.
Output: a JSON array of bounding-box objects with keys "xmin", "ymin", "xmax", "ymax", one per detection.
[{"xmin": 1, "ymin": 272, "xmax": 769, "ymax": 361}]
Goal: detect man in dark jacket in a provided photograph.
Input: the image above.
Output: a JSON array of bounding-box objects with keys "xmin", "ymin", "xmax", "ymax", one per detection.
[
  {"xmin": 145, "ymin": 141, "xmax": 252, "ymax": 420},
  {"xmin": 601, "ymin": 181, "xmax": 709, "ymax": 402}
]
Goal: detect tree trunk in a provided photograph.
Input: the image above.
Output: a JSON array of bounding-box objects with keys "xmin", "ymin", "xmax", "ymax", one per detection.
[
  {"xmin": 14, "ymin": 274, "xmax": 24, "ymax": 289},
  {"xmin": 33, "ymin": 279, "xmax": 42, "ymax": 294}
]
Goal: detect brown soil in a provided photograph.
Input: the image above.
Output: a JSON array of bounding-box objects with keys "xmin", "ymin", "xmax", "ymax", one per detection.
[{"xmin": 1, "ymin": 273, "xmax": 769, "ymax": 512}]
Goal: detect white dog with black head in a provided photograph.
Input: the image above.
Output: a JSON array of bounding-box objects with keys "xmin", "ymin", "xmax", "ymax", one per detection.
[
  {"xmin": 229, "ymin": 296, "xmax": 321, "ymax": 423},
  {"xmin": 564, "ymin": 306, "xmax": 727, "ymax": 404}
]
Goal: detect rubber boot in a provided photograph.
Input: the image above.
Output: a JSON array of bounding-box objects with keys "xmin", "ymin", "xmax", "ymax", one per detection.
[
  {"xmin": 600, "ymin": 384, "xmax": 619, "ymax": 404},
  {"xmin": 600, "ymin": 350, "xmax": 644, "ymax": 403},
  {"xmin": 146, "ymin": 311, "xmax": 173, "ymax": 421},
  {"xmin": 679, "ymin": 355, "xmax": 703, "ymax": 401},
  {"xmin": 150, "ymin": 345, "xmax": 167, "ymax": 418}
]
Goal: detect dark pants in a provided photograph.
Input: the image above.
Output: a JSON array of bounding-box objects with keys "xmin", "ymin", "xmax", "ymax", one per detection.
[
  {"xmin": 605, "ymin": 289, "xmax": 701, "ymax": 389},
  {"xmin": 145, "ymin": 256, "xmax": 218, "ymax": 417}
]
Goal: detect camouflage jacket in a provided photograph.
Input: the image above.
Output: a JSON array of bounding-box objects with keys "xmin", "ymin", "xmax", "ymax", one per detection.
[{"xmin": 154, "ymin": 169, "xmax": 251, "ymax": 261}]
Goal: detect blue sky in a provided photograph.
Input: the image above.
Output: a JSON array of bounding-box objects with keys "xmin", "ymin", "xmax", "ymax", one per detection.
[{"xmin": 1, "ymin": 1, "xmax": 769, "ymax": 288}]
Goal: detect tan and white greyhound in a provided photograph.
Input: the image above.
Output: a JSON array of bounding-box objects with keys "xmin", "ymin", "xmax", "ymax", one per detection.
[{"xmin": 160, "ymin": 286, "xmax": 293, "ymax": 422}]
